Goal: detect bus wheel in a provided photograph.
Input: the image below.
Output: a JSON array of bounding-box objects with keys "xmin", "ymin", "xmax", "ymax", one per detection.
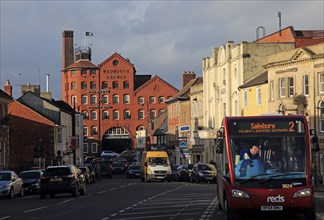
[{"xmin": 304, "ymin": 205, "xmax": 315, "ymax": 220}]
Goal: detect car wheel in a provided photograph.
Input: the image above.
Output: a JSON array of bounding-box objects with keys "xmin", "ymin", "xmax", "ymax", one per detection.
[
  {"xmin": 50, "ymin": 193, "xmax": 55, "ymax": 198},
  {"xmin": 7, "ymin": 187, "xmax": 14, "ymax": 199},
  {"xmin": 72, "ymin": 186, "xmax": 78, "ymax": 197},
  {"xmin": 304, "ymin": 205, "xmax": 316, "ymax": 220},
  {"xmin": 40, "ymin": 192, "xmax": 46, "ymax": 199},
  {"xmin": 19, "ymin": 187, "xmax": 24, "ymax": 197}
]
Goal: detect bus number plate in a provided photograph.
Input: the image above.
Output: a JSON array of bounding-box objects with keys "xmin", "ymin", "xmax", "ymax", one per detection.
[{"xmin": 261, "ymin": 205, "xmax": 283, "ymax": 211}]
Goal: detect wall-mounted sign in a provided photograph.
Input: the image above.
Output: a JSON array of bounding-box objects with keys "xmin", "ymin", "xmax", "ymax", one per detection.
[{"xmin": 180, "ymin": 125, "xmax": 190, "ymax": 132}]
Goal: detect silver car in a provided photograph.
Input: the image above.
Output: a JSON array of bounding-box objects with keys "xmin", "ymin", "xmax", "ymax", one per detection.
[{"xmin": 0, "ymin": 171, "xmax": 24, "ymax": 199}]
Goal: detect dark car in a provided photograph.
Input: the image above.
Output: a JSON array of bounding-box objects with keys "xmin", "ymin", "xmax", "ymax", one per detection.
[
  {"xmin": 84, "ymin": 163, "xmax": 96, "ymax": 183},
  {"xmin": 39, "ymin": 165, "xmax": 86, "ymax": 199},
  {"xmin": 111, "ymin": 162, "xmax": 126, "ymax": 174},
  {"xmin": 190, "ymin": 163, "xmax": 217, "ymax": 183},
  {"xmin": 179, "ymin": 163, "xmax": 194, "ymax": 182},
  {"xmin": 19, "ymin": 170, "xmax": 43, "ymax": 194},
  {"xmin": 125, "ymin": 163, "xmax": 141, "ymax": 178},
  {"xmin": 94, "ymin": 160, "xmax": 112, "ymax": 178},
  {"xmin": 77, "ymin": 165, "xmax": 91, "ymax": 184}
]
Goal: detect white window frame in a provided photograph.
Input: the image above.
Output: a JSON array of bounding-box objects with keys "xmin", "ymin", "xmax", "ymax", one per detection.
[
  {"xmin": 288, "ymin": 77, "xmax": 294, "ymax": 97},
  {"xmin": 113, "ymin": 95, "xmax": 119, "ymax": 104},
  {"xmin": 138, "ymin": 97, "xmax": 144, "ymax": 105},
  {"xmin": 91, "ymin": 143, "xmax": 98, "ymax": 153},
  {"xmin": 113, "ymin": 110, "xmax": 119, "ymax": 120},
  {"xmin": 138, "ymin": 110, "xmax": 144, "ymax": 119},
  {"xmin": 243, "ymin": 90, "xmax": 248, "ymax": 107},
  {"xmin": 303, "ymin": 75, "xmax": 309, "ymax": 96},
  {"xmin": 81, "ymin": 95, "xmax": 88, "ymax": 104},
  {"xmin": 83, "ymin": 143, "xmax": 88, "ymax": 153},
  {"xmin": 90, "ymin": 111, "xmax": 97, "ymax": 120},
  {"xmin": 279, "ymin": 78, "xmax": 286, "ymax": 98},
  {"xmin": 102, "ymin": 95, "xmax": 108, "ymax": 104},
  {"xmin": 83, "ymin": 127, "xmax": 88, "ymax": 136},
  {"xmin": 256, "ymin": 86, "xmax": 262, "ymax": 106},
  {"xmin": 149, "ymin": 96, "xmax": 156, "ymax": 104},
  {"xmin": 90, "ymin": 95, "xmax": 97, "ymax": 104},
  {"xmin": 319, "ymin": 72, "xmax": 324, "ymax": 94},
  {"xmin": 124, "ymin": 94, "xmax": 130, "ymax": 104},
  {"xmin": 320, "ymin": 101, "xmax": 324, "ymax": 132}
]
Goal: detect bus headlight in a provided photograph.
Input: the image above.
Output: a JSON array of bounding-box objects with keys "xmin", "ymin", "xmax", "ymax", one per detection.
[
  {"xmin": 232, "ymin": 189, "xmax": 250, "ymax": 198},
  {"xmin": 293, "ymin": 188, "xmax": 312, "ymax": 198}
]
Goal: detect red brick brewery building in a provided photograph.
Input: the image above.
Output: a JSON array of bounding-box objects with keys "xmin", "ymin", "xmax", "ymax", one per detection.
[{"xmin": 61, "ymin": 30, "xmax": 179, "ymax": 156}]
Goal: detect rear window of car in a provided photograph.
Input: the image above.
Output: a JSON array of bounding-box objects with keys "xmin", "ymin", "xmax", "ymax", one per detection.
[
  {"xmin": 43, "ymin": 168, "xmax": 71, "ymax": 176},
  {"xmin": 19, "ymin": 172, "xmax": 41, "ymax": 179}
]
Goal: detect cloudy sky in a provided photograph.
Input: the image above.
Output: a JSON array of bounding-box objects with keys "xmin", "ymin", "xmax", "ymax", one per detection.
[{"xmin": 1, "ymin": 1, "xmax": 323, "ymax": 99}]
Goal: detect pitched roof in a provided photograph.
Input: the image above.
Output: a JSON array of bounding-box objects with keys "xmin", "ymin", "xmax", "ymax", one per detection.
[
  {"xmin": 238, "ymin": 71, "xmax": 268, "ymax": 89},
  {"xmin": 168, "ymin": 77, "xmax": 203, "ymax": 102},
  {"xmin": 0, "ymin": 89, "xmax": 13, "ymax": 100},
  {"xmin": 66, "ymin": 60, "xmax": 98, "ymax": 69}
]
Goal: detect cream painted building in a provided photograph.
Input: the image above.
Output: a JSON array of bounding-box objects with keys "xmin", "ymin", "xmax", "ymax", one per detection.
[
  {"xmin": 266, "ymin": 43, "xmax": 324, "ymax": 184},
  {"xmin": 200, "ymin": 41, "xmax": 295, "ymax": 155},
  {"xmin": 238, "ymin": 71, "xmax": 268, "ymax": 116},
  {"xmin": 189, "ymin": 79, "xmax": 205, "ymax": 163}
]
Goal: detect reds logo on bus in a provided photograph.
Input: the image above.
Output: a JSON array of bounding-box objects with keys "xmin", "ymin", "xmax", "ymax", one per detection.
[{"xmin": 267, "ymin": 195, "xmax": 285, "ymax": 203}]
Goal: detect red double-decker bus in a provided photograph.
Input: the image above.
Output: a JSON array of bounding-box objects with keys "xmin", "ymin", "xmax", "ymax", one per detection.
[{"xmin": 216, "ymin": 115, "xmax": 315, "ymax": 220}]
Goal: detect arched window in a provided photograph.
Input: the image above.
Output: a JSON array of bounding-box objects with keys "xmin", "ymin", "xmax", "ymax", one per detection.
[
  {"xmin": 113, "ymin": 81, "xmax": 119, "ymax": 89},
  {"xmin": 113, "ymin": 95, "xmax": 119, "ymax": 104},
  {"xmin": 278, "ymin": 103, "xmax": 286, "ymax": 115},
  {"xmin": 123, "ymin": 81, "xmax": 130, "ymax": 89},
  {"xmin": 124, "ymin": 110, "xmax": 131, "ymax": 119},
  {"xmin": 124, "ymin": 94, "xmax": 130, "ymax": 104},
  {"xmin": 81, "ymin": 81, "xmax": 87, "ymax": 89},
  {"xmin": 102, "ymin": 95, "xmax": 108, "ymax": 104},
  {"xmin": 138, "ymin": 110, "xmax": 145, "ymax": 119},
  {"xmin": 90, "ymin": 81, "xmax": 96, "ymax": 89},
  {"xmin": 102, "ymin": 111, "xmax": 109, "ymax": 120},
  {"xmin": 102, "ymin": 81, "xmax": 108, "ymax": 89},
  {"xmin": 82, "ymin": 110, "xmax": 89, "ymax": 119}
]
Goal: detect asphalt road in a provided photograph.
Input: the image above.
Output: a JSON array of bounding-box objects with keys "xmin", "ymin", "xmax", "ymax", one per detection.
[{"xmin": 0, "ymin": 175, "xmax": 320, "ymax": 220}]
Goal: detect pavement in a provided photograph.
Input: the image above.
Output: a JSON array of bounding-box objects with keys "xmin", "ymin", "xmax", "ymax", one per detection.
[{"xmin": 315, "ymin": 184, "xmax": 324, "ymax": 220}]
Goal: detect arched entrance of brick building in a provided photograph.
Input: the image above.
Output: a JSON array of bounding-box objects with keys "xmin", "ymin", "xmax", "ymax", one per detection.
[{"xmin": 102, "ymin": 127, "xmax": 132, "ymax": 153}]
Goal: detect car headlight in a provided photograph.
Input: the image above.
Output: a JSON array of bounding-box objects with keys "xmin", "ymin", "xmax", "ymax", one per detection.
[
  {"xmin": 198, "ymin": 172, "xmax": 204, "ymax": 177},
  {"xmin": 31, "ymin": 183, "xmax": 40, "ymax": 187},
  {"xmin": 232, "ymin": 189, "xmax": 250, "ymax": 198},
  {"xmin": 293, "ymin": 188, "xmax": 312, "ymax": 198}
]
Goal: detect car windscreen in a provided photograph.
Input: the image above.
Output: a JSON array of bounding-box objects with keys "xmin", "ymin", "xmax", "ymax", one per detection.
[
  {"xmin": 0, "ymin": 173, "xmax": 11, "ymax": 181},
  {"xmin": 19, "ymin": 172, "xmax": 41, "ymax": 179}
]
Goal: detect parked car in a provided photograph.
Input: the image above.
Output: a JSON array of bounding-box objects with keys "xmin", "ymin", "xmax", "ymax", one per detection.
[
  {"xmin": 39, "ymin": 165, "xmax": 86, "ymax": 199},
  {"xmin": 19, "ymin": 170, "xmax": 43, "ymax": 194},
  {"xmin": 190, "ymin": 163, "xmax": 217, "ymax": 183},
  {"xmin": 0, "ymin": 171, "xmax": 24, "ymax": 199},
  {"xmin": 93, "ymin": 160, "xmax": 112, "ymax": 178},
  {"xmin": 125, "ymin": 163, "xmax": 141, "ymax": 178},
  {"xmin": 179, "ymin": 163, "xmax": 194, "ymax": 182},
  {"xmin": 171, "ymin": 164, "xmax": 181, "ymax": 181},
  {"xmin": 101, "ymin": 150, "xmax": 119, "ymax": 158},
  {"xmin": 111, "ymin": 162, "xmax": 126, "ymax": 174},
  {"xmin": 84, "ymin": 156, "xmax": 95, "ymax": 164},
  {"xmin": 112, "ymin": 157, "xmax": 129, "ymax": 169},
  {"xmin": 77, "ymin": 165, "xmax": 91, "ymax": 184},
  {"xmin": 84, "ymin": 163, "xmax": 96, "ymax": 183}
]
